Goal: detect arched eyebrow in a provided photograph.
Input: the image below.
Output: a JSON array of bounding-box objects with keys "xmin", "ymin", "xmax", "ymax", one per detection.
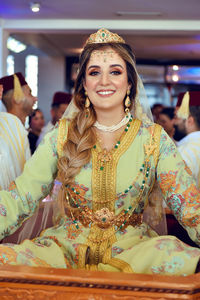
[
  {"xmin": 87, "ymin": 64, "xmax": 124, "ymax": 70},
  {"xmin": 110, "ymin": 64, "xmax": 124, "ymax": 69},
  {"xmin": 87, "ymin": 65, "xmax": 99, "ymax": 70}
]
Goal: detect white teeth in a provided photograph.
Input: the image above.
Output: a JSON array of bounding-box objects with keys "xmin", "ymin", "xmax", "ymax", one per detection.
[{"xmin": 98, "ymin": 91, "xmax": 114, "ymax": 95}]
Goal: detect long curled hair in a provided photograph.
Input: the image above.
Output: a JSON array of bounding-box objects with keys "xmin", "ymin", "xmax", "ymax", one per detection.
[{"xmin": 57, "ymin": 42, "xmax": 138, "ymax": 214}]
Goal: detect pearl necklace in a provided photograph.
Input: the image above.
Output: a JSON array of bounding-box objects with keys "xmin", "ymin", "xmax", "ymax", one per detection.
[{"xmin": 94, "ymin": 112, "xmax": 131, "ymax": 132}]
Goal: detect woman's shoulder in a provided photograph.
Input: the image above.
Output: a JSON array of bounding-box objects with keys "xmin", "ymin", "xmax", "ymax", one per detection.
[{"xmin": 139, "ymin": 119, "xmax": 162, "ymax": 135}]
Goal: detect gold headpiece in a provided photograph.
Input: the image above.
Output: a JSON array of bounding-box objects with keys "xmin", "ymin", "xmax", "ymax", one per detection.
[
  {"xmin": 177, "ymin": 91, "xmax": 190, "ymax": 119},
  {"xmin": 85, "ymin": 28, "xmax": 125, "ymax": 45}
]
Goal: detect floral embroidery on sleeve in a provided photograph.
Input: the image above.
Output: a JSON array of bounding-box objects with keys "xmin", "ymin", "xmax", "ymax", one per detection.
[
  {"xmin": 167, "ymin": 194, "xmax": 184, "ymax": 218},
  {"xmin": 159, "ymin": 134, "xmax": 177, "ymax": 159},
  {"xmin": 49, "ymin": 134, "xmax": 58, "ymax": 157},
  {"xmin": 151, "ymin": 256, "xmax": 184, "ymax": 274},
  {"xmin": 0, "ymin": 204, "xmax": 6, "ymax": 216},
  {"xmin": 158, "ymin": 170, "xmax": 179, "ymax": 196}
]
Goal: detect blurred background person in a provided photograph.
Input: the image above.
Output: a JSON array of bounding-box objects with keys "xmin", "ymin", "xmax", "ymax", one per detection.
[
  {"xmin": 0, "ymin": 73, "xmax": 32, "ymax": 190},
  {"xmin": 37, "ymin": 91, "xmax": 72, "ymax": 145},
  {"xmin": 158, "ymin": 107, "xmax": 175, "ymax": 140},
  {"xmin": 0, "ymin": 79, "xmax": 48, "ymax": 242},
  {"xmin": 151, "ymin": 103, "xmax": 164, "ymax": 123},
  {"xmin": 173, "ymin": 93, "xmax": 187, "ymax": 142},
  {"xmin": 28, "ymin": 108, "xmax": 45, "ymax": 154},
  {"xmin": 0, "ymin": 72, "xmax": 37, "ymax": 125},
  {"xmin": 177, "ymin": 91, "xmax": 200, "ymax": 188}
]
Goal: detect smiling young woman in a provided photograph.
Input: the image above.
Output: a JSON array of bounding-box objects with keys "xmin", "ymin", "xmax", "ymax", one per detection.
[{"xmin": 0, "ymin": 29, "xmax": 200, "ymax": 276}]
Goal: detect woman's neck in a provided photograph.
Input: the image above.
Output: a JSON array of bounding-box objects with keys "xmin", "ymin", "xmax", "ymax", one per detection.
[
  {"xmin": 95, "ymin": 107, "xmax": 125, "ymax": 126},
  {"xmin": 31, "ymin": 128, "xmax": 41, "ymax": 136}
]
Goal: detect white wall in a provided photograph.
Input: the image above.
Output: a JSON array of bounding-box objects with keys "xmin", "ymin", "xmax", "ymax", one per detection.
[
  {"xmin": 12, "ymin": 47, "xmax": 66, "ymax": 124},
  {"xmin": 38, "ymin": 55, "xmax": 66, "ymax": 123},
  {"xmin": 0, "ymin": 25, "xmax": 9, "ymax": 77}
]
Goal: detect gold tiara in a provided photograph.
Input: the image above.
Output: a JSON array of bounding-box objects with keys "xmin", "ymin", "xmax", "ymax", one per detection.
[{"xmin": 85, "ymin": 28, "xmax": 125, "ymax": 45}]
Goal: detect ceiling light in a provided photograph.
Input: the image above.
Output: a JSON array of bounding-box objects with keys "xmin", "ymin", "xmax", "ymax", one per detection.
[
  {"xmin": 172, "ymin": 74, "xmax": 179, "ymax": 82},
  {"xmin": 116, "ymin": 11, "xmax": 162, "ymax": 16},
  {"xmin": 7, "ymin": 37, "xmax": 27, "ymax": 53},
  {"xmin": 172, "ymin": 65, "xmax": 179, "ymax": 71},
  {"xmin": 30, "ymin": 2, "xmax": 40, "ymax": 13}
]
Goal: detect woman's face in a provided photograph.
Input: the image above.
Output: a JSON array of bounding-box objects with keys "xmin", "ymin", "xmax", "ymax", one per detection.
[
  {"xmin": 158, "ymin": 113, "xmax": 174, "ymax": 134},
  {"xmin": 83, "ymin": 47, "xmax": 131, "ymax": 114},
  {"xmin": 30, "ymin": 110, "xmax": 45, "ymax": 132}
]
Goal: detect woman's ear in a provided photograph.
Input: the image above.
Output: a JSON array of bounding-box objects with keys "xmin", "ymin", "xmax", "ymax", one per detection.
[
  {"xmin": 128, "ymin": 83, "xmax": 132, "ymax": 92},
  {"xmin": 187, "ymin": 115, "xmax": 194, "ymax": 126},
  {"xmin": 186, "ymin": 115, "xmax": 195, "ymax": 132}
]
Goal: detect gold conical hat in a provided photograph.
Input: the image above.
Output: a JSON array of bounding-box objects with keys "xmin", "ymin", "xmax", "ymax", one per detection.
[
  {"xmin": 13, "ymin": 74, "xmax": 25, "ymax": 103},
  {"xmin": 85, "ymin": 28, "xmax": 125, "ymax": 45},
  {"xmin": 177, "ymin": 91, "xmax": 190, "ymax": 119}
]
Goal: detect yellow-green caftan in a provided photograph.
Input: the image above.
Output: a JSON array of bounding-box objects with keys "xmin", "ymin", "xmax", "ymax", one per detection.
[{"xmin": 0, "ymin": 118, "xmax": 200, "ymax": 275}]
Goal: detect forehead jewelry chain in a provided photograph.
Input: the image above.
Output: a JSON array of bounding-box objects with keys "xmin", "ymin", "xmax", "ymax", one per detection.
[{"xmin": 91, "ymin": 50, "xmax": 115, "ymax": 62}]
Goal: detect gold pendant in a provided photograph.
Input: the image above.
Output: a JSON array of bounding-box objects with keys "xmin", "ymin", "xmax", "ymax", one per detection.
[
  {"xmin": 93, "ymin": 208, "xmax": 115, "ymax": 229},
  {"xmin": 144, "ymin": 143, "xmax": 156, "ymax": 157},
  {"xmin": 98, "ymin": 149, "xmax": 112, "ymax": 163}
]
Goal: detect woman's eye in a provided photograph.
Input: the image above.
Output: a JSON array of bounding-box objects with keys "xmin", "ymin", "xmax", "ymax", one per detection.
[
  {"xmin": 111, "ymin": 70, "xmax": 122, "ymax": 75},
  {"xmin": 88, "ymin": 71, "xmax": 99, "ymax": 76}
]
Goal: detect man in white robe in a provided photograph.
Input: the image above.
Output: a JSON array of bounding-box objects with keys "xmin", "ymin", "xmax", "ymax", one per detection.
[
  {"xmin": 0, "ymin": 72, "xmax": 36, "ymax": 190},
  {"xmin": 176, "ymin": 91, "xmax": 200, "ymax": 188},
  {"xmin": 0, "ymin": 112, "xmax": 31, "ymax": 189}
]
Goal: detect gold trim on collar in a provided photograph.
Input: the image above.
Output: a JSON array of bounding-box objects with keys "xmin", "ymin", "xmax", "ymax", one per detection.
[
  {"xmin": 57, "ymin": 119, "xmax": 68, "ymax": 158},
  {"xmin": 91, "ymin": 118, "xmax": 141, "ymax": 212}
]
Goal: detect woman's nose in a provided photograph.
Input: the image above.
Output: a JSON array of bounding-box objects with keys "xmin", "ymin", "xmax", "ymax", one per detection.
[{"xmin": 100, "ymin": 72, "xmax": 110, "ymax": 86}]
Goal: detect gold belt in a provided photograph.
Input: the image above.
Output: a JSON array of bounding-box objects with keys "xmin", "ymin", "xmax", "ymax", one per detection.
[{"xmin": 66, "ymin": 206, "xmax": 143, "ymax": 230}]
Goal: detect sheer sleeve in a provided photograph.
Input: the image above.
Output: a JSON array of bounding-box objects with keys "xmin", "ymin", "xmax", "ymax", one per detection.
[
  {"xmin": 156, "ymin": 129, "xmax": 200, "ymax": 246},
  {"xmin": 0, "ymin": 125, "xmax": 59, "ymax": 240}
]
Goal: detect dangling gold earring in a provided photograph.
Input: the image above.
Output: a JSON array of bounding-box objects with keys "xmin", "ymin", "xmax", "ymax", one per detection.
[
  {"xmin": 125, "ymin": 90, "xmax": 131, "ymax": 114},
  {"xmin": 85, "ymin": 92, "xmax": 90, "ymax": 118}
]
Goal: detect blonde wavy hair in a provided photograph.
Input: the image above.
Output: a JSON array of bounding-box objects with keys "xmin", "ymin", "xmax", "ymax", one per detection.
[{"xmin": 57, "ymin": 42, "xmax": 138, "ymax": 215}]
